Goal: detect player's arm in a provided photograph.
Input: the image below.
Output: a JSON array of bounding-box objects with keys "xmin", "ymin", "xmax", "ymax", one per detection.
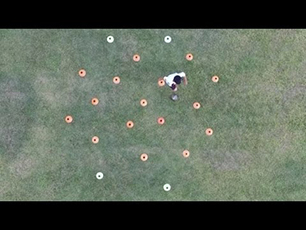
[{"xmin": 183, "ymin": 76, "xmax": 188, "ymax": 85}]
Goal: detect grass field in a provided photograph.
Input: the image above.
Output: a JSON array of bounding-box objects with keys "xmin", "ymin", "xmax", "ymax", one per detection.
[{"xmin": 0, "ymin": 29, "xmax": 306, "ymax": 201}]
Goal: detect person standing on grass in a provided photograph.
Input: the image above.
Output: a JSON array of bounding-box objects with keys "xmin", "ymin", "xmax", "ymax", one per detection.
[{"xmin": 163, "ymin": 72, "xmax": 188, "ymax": 91}]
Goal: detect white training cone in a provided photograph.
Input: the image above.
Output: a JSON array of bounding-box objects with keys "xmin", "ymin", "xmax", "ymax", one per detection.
[
  {"xmin": 164, "ymin": 36, "xmax": 172, "ymax": 43},
  {"xmin": 107, "ymin": 36, "xmax": 114, "ymax": 43},
  {"xmin": 163, "ymin": 184, "xmax": 171, "ymax": 191},
  {"xmin": 96, "ymin": 172, "xmax": 104, "ymax": 180}
]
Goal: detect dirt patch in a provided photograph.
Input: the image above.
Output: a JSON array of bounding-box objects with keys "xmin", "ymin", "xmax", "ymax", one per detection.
[
  {"xmin": 30, "ymin": 126, "xmax": 52, "ymax": 143},
  {"xmin": 282, "ymin": 85, "xmax": 306, "ymax": 104},
  {"xmin": 274, "ymin": 129, "xmax": 292, "ymax": 157},
  {"xmin": 119, "ymin": 36, "xmax": 138, "ymax": 62},
  {"xmin": 97, "ymin": 158, "xmax": 107, "ymax": 168},
  {"xmin": 40, "ymin": 92, "xmax": 58, "ymax": 104},
  {"xmin": 96, "ymin": 92, "xmax": 107, "ymax": 109},
  {"xmin": 0, "ymin": 91, "xmax": 26, "ymax": 105},
  {"xmin": 124, "ymin": 145, "xmax": 164, "ymax": 155},
  {"xmin": 33, "ymin": 74, "xmax": 70, "ymax": 108},
  {"xmin": 206, "ymin": 149, "xmax": 252, "ymax": 171},
  {"xmin": 281, "ymin": 84, "xmax": 306, "ymax": 123},
  {"xmin": 0, "ymin": 77, "xmax": 31, "ymax": 155},
  {"xmin": 2, "ymin": 127, "xmax": 17, "ymax": 154},
  {"xmin": 261, "ymin": 126, "xmax": 294, "ymax": 163},
  {"xmin": 9, "ymin": 155, "xmax": 36, "ymax": 179},
  {"xmin": 271, "ymin": 29, "xmax": 298, "ymax": 48},
  {"xmin": 0, "ymin": 79, "xmax": 27, "ymax": 107},
  {"xmin": 33, "ymin": 75, "xmax": 57, "ymax": 93},
  {"xmin": 0, "ymin": 183, "xmax": 9, "ymax": 197},
  {"xmin": 256, "ymin": 82, "xmax": 283, "ymax": 97}
]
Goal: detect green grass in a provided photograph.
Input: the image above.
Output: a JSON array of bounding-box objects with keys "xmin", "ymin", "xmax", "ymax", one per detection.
[{"xmin": 0, "ymin": 29, "xmax": 306, "ymax": 201}]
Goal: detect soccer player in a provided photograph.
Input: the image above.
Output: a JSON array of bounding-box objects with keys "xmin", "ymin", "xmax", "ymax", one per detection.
[{"xmin": 163, "ymin": 72, "xmax": 187, "ymax": 91}]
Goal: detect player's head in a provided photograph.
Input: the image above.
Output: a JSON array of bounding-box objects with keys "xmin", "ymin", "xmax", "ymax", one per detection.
[
  {"xmin": 171, "ymin": 83, "xmax": 177, "ymax": 91},
  {"xmin": 174, "ymin": 75, "xmax": 182, "ymax": 84}
]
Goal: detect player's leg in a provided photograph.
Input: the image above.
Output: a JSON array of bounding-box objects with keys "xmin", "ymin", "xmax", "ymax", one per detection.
[{"xmin": 183, "ymin": 76, "xmax": 188, "ymax": 85}]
